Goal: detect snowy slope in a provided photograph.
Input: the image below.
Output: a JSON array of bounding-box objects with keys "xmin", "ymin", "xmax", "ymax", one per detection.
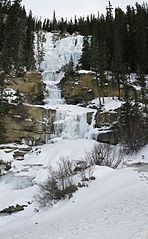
[
  {"xmin": 0, "ymin": 165, "xmax": 148, "ymax": 238},
  {"xmin": 0, "ymin": 142, "xmax": 148, "ymax": 239}
]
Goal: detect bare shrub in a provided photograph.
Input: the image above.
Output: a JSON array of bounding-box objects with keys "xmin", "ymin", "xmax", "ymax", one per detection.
[
  {"xmin": 77, "ymin": 158, "xmax": 95, "ymax": 182},
  {"xmin": 85, "ymin": 143, "xmax": 123, "ymax": 169},
  {"xmin": 35, "ymin": 157, "xmax": 77, "ymax": 207}
]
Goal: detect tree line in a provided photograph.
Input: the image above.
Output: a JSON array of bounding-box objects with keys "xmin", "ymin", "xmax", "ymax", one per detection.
[
  {"xmin": 41, "ymin": 2, "xmax": 148, "ymax": 73},
  {"xmin": 0, "ymin": 0, "xmax": 35, "ymax": 75}
]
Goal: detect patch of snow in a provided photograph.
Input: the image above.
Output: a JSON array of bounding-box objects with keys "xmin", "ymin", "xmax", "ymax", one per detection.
[
  {"xmin": 3, "ymin": 88, "xmax": 18, "ymax": 103},
  {"xmin": 89, "ymin": 97, "xmax": 123, "ymax": 112},
  {"xmin": 78, "ymin": 70, "xmax": 95, "ymax": 74}
]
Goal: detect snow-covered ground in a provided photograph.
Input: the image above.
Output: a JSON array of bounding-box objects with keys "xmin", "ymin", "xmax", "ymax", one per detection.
[
  {"xmin": 88, "ymin": 97, "xmax": 123, "ymax": 112},
  {"xmin": 0, "ymin": 140, "xmax": 148, "ymax": 239}
]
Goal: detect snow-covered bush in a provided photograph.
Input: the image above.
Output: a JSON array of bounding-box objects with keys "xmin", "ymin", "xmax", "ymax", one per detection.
[
  {"xmin": 35, "ymin": 158, "xmax": 77, "ymax": 207},
  {"xmin": 35, "ymin": 156, "xmax": 96, "ymax": 207},
  {"xmin": 85, "ymin": 144, "xmax": 123, "ymax": 169}
]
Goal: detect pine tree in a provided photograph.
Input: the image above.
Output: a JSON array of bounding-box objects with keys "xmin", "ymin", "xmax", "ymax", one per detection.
[
  {"xmin": 105, "ymin": 1, "xmax": 114, "ymax": 64},
  {"xmin": 111, "ymin": 22, "xmax": 125, "ymax": 99},
  {"xmin": 136, "ymin": 67, "xmax": 147, "ymax": 106},
  {"xmin": 25, "ymin": 10, "xmax": 35, "ymax": 70},
  {"xmin": 52, "ymin": 10, "xmax": 57, "ymax": 30},
  {"xmin": 119, "ymin": 98, "xmax": 147, "ymax": 153},
  {"xmin": 134, "ymin": 3, "xmax": 148, "ymax": 72},
  {"xmin": 36, "ymin": 31, "xmax": 45, "ymax": 71},
  {"xmin": 90, "ymin": 34, "xmax": 108, "ymax": 105},
  {"xmin": 79, "ymin": 36, "xmax": 91, "ymax": 70},
  {"xmin": 2, "ymin": 0, "xmax": 26, "ymax": 73}
]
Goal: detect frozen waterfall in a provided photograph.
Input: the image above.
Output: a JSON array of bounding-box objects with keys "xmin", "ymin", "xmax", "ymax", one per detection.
[
  {"xmin": 54, "ymin": 110, "xmax": 90, "ymax": 140},
  {"xmin": 40, "ymin": 32, "xmax": 95, "ymax": 140},
  {"xmin": 42, "ymin": 71, "xmax": 65, "ymax": 105}
]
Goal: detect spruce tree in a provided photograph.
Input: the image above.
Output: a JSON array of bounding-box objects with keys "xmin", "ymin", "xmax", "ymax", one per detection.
[
  {"xmin": 25, "ymin": 10, "xmax": 35, "ymax": 70},
  {"xmin": 79, "ymin": 36, "xmax": 91, "ymax": 70},
  {"xmin": 111, "ymin": 23, "xmax": 125, "ymax": 99}
]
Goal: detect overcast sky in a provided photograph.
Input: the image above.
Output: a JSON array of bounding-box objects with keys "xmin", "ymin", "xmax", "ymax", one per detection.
[{"xmin": 22, "ymin": 0, "xmax": 145, "ymax": 20}]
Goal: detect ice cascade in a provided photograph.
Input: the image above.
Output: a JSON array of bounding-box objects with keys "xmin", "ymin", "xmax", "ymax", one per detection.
[{"xmin": 40, "ymin": 32, "xmax": 95, "ymax": 140}]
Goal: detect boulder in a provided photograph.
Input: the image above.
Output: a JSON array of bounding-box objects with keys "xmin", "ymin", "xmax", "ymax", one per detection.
[{"xmin": 96, "ymin": 130, "xmax": 118, "ymax": 144}]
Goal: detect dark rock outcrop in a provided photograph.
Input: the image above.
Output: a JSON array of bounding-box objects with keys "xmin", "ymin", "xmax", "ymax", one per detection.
[
  {"xmin": 96, "ymin": 130, "xmax": 118, "ymax": 144},
  {"xmin": 0, "ymin": 204, "xmax": 27, "ymax": 214}
]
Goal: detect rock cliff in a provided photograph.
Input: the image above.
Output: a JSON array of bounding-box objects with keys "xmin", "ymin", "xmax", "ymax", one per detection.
[
  {"xmin": 3, "ymin": 72, "xmax": 56, "ymax": 145},
  {"xmin": 4, "ymin": 104, "xmax": 56, "ymax": 145},
  {"xmin": 7, "ymin": 72, "xmax": 44, "ymax": 105},
  {"xmin": 59, "ymin": 72, "xmax": 123, "ymax": 104}
]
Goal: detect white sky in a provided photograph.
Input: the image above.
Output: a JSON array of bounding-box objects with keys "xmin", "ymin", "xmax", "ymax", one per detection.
[{"xmin": 22, "ymin": 0, "xmax": 146, "ymax": 20}]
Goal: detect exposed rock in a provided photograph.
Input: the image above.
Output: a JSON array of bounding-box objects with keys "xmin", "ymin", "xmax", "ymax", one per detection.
[
  {"xmin": 4, "ymin": 104, "xmax": 56, "ymax": 145},
  {"xmin": 6, "ymin": 72, "xmax": 45, "ymax": 105},
  {"xmin": 94, "ymin": 108, "xmax": 121, "ymax": 144},
  {"xmin": 0, "ymin": 204, "xmax": 27, "ymax": 214},
  {"xmin": 96, "ymin": 130, "xmax": 118, "ymax": 144},
  {"xmin": 59, "ymin": 72, "xmax": 95, "ymax": 104},
  {"xmin": 0, "ymin": 144, "xmax": 31, "ymax": 152},
  {"xmin": 95, "ymin": 109, "xmax": 120, "ymax": 128},
  {"xmin": 13, "ymin": 151, "xmax": 28, "ymax": 160},
  {"xmin": 86, "ymin": 112, "xmax": 94, "ymax": 125},
  {"xmin": 59, "ymin": 72, "xmax": 123, "ymax": 104}
]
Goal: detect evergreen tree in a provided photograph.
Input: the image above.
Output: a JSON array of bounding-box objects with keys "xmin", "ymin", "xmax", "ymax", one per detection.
[
  {"xmin": 134, "ymin": 3, "xmax": 148, "ymax": 72},
  {"xmin": 119, "ymin": 100, "xmax": 147, "ymax": 153},
  {"xmin": 136, "ymin": 67, "xmax": 147, "ymax": 106},
  {"xmin": 2, "ymin": 0, "xmax": 26, "ymax": 73},
  {"xmin": 52, "ymin": 10, "xmax": 57, "ymax": 30},
  {"xmin": 36, "ymin": 31, "xmax": 45, "ymax": 71},
  {"xmin": 111, "ymin": 22, "xmax": 125, "ymax": 99},
  {"xmin": 105, "ymin": 1, "xmax": 114, "ymax": 64},
  {"xmin": 125, "ymin": 5, "xmax": 136, "ymax": 71},
  {"xmin": 25, "ymin": 10, "xmax": 35, "ymax": 70},
  {"xmin": 79, "ymin": 36, "xmax": 91, "ymax": 70}
]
